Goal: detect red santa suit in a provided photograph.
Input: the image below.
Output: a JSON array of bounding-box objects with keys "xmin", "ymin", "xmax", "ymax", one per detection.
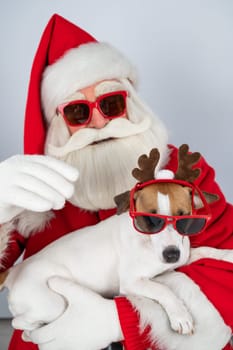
[{"xmin": 1, "ymin": 14, "xmax": 233, "ymax": 350}]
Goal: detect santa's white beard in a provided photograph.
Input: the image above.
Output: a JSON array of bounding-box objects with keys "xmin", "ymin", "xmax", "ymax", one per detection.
[
  {"xmin": 56, "ymin": 125, "xmax": 169, "ymax": 211},
  {"xmin": 46, "ymin": 79, "xmax": 170, "ymax": 210}
]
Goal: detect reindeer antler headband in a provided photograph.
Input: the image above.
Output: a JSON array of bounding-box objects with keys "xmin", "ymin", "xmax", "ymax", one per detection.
[
  {"xmin": 132, "ymin": 144, "xmax": 201, "ymax": 183},
  {"xmin": 114, "ymin": 144, "xmax": 219, "ymax": 216}
]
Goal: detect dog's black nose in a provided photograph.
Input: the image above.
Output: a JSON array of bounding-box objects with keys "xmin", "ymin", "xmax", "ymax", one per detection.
[{"xmin": 163, "ymin": 245, "xmax": 180, "ymax": 263}]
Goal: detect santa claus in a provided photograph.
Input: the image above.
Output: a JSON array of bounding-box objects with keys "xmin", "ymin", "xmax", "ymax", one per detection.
[{"xmin": 0, "ymin": 14, "xmax": 233, "ymax": 350}]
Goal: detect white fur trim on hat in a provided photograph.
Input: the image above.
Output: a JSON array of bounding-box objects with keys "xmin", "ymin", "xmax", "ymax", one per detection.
[{"xmin": 41, "ymin": 42, "xmax": 137, "ymax": 123}]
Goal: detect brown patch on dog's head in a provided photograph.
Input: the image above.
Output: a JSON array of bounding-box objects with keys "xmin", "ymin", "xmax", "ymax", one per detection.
[{"xmin": 134, "ymin": 183, "xmax": 193, "ymax": 216}]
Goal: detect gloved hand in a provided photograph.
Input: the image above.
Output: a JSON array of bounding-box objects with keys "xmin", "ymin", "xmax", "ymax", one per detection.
[
  {"xmin": 0, "ymin": 155, "xmax": 79, "ymax": 223},
  {"xmin": 24, "ymin": 277, "xmax": 123, "ymax": 350}
]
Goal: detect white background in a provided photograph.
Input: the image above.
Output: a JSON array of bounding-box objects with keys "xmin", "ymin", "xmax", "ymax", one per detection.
[{"xmin": 0, "ymin": 0, "xmax": 233, "ymax": 317}]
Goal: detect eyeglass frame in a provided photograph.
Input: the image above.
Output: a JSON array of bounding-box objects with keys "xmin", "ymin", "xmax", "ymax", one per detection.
[
  {"xmin": 129, "ymin": 178, "xmax": 212, "ymax": 236},
  {"xmin": 56, "ymin": 90, "xmax": 128, "ymax": 126}
]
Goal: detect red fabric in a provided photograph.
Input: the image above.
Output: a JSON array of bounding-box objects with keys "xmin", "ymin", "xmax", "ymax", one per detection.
[
  {"xmin": 0, "ymin": 232, "xmax": 25, "ymax": 272},
  {"xmin": 224, "ymin": 345, "xmax": 233, "ymax": 350},
  {"xmin": 115, "ymin": 297, "xmax": 144, "ymax": 350},
  {"xmin": 115, "ymin": 297, "xmax": 151, "ymax": 350},
  {"xmin": 24, "ymin": 14, "xmax": 96, "ymax": 155},
  {"xmin": 9, "ymin": 331, "xmax": 35, "ymax": 350}
]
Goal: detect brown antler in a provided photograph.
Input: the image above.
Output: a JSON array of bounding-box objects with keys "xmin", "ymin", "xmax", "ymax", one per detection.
[
  {"xmin": 132, "ymin": 148, "xmax": 160, "ymax": 182},
  {"xmin": 175, "ymin": 144, "xmax": 201, "ymax": 183}
]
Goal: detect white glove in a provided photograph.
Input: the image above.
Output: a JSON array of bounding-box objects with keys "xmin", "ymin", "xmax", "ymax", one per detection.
[
  {"xmin": 0, "ymin": 155, "xmax": 79, "ymax": 223},
  {"xmin": 25, "ymin": 277, "xmax": 123, "ymax": 350}
]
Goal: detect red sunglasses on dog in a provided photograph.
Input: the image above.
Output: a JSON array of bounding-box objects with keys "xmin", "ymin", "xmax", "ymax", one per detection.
[
  {"xmin": 57, "ymin": 90, "xmax": 128, "ymax": 126},
  {"xmin": 129, "ymin": 179, "xmax": 212, "ymax": 236}
]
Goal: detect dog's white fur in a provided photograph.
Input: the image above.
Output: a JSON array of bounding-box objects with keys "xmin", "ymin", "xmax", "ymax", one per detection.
[{"xmin": 1, "ymin": 189, "xmax": 232, "ymax": 349}]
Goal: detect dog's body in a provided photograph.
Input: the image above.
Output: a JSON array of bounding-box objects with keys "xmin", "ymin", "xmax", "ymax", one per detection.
[
  {"xmin": 2, "ymin": 179, "xmax": 233, "ymax": 338},
  {"xmin": 4, "ymin": 211, "xmax": 192, "ymax": 333}
]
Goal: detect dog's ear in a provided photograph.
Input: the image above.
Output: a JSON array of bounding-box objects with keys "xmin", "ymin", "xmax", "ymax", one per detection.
[
  {"xmin": 114, "ymin": 191, "xmax": 130, "ymax": 215},
  {"xmin": 194, "ymin": 191, "xmax": 219, "ymax": 209},
  {"xmin": 202, "ymin": 191, "xmax": 219, "ymax": 204}
]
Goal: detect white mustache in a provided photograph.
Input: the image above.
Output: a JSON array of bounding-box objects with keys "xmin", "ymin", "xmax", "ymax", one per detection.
[{"xmin": 47, "ymin": 116, "xmax": 151, "ymax": 157}]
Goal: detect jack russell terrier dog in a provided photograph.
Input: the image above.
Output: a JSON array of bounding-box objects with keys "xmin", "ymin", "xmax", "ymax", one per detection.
[{"xmin": 0, "ymin": 144, "xmax": 232, "ymax": 342}]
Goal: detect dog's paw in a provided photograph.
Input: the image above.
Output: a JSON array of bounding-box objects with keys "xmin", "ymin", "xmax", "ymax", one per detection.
[
  {"xmin": 170, "ymin": 315, "xmax": 194, "ymax": 335},
  {"xmin": 168, "ymin": 303, "xmax": 194, "ymax": 335}
]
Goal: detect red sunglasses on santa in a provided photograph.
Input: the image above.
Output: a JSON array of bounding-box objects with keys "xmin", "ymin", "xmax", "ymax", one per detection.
[
  {"xmin": 57, "ymin": 90, "xmax": 128, "ymax": 126},
  {"xmin": 129, "ymin": 179, "xmax": 212, "ymax": 236}
]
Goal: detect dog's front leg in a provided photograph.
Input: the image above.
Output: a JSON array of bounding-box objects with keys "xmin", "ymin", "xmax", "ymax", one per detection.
[
  {"xmin": 121, "ymin": 278, "xmax": 194, "ymax": 335},
  {"xmin": 189, "ymin": 247, "xmax": 233, "ymax": 264}
]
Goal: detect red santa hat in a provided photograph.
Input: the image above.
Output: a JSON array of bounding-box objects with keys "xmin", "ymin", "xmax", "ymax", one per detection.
[{"xmin": 24, "ymin": 14, "xmax": 137, "ymax": 155}]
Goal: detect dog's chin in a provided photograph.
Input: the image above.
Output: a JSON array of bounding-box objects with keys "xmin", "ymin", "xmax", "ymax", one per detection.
[{"xmin": 163, "ymin": 257, "xmax": 187, "ymax": 271}]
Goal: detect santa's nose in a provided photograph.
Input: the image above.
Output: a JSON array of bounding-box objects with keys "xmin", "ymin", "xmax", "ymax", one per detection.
[{"xmin": 88, "ymin": 108, "xmax": 108, "ymax": 129}]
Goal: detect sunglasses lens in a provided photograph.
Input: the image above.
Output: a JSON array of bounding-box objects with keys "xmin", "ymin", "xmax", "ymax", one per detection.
[
  {"xmin": 176, "ymin": 218, "xmax": 206, "ymax": 235},
  {"xmin": 134, "ymin": 215, "xmax": 165, "ymax": 234},
  {"xmin": 63, "ymin": 103, "xmax": 90, "ymax": 125},
  {"xmin": 99, "ymin": 93, "xmax": 126, "ymax": 117}
]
